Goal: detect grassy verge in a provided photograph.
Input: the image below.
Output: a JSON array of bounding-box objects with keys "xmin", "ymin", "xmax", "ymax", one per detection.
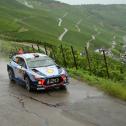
[{"xmin": 67, "ymin": 68, "xmax": 126, "ymax": 101}]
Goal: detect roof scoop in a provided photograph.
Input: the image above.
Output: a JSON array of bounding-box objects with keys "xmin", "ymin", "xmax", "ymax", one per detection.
[{"xmin": 33, "ymin": 54, "xmax": 40, "ymax": 58}]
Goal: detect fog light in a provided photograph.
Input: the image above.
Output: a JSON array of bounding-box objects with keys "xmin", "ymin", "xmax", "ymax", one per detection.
[{"xmin": 38, "ymin": 79, "xmax": 45, "ymax": 85}]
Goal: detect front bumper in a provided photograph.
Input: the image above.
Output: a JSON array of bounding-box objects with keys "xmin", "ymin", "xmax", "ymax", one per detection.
[
  {"xmin": 30, "ymin": 81, "xmax": 69, "ymax": 90},
  {"xmin": 30, "ymin": 75, "xmax": 69, "ymax": 90},
  {"xmin": 36, "ymin": 82, "xmax": 69, "ymax": 90}
]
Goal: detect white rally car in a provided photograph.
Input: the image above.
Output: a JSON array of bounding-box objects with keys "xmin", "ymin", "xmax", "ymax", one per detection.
[{"xmin": 7, "ymin": 53, "xmax": 69, "ymax": 91}]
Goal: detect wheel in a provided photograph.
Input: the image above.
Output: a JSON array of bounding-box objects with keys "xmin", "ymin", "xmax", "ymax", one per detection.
[
  {"xmin": 25, "ymin": 77, "xmax": 32, "ymax": 92},
  {"xmin": 8, "ymin": 69, "xmax": 15, "ymax": 82}
]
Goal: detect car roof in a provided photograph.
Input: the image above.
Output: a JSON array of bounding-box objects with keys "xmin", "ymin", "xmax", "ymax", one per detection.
[{"xmin": 15, "ymin": 53, "xmax": 47, "ymax": 60}]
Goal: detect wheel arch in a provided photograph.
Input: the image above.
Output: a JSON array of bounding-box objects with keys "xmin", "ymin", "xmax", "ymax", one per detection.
[
  {"xmin": 24, "ymin": 72, "xmax": 32, "ymax": 83},
  {"xmin": 7, "ymin": 65, "xmax": 14, "ymax": 72},
  {"xmin": 24, "ymin": 72, "xmax": 29, "ymax": 80}
]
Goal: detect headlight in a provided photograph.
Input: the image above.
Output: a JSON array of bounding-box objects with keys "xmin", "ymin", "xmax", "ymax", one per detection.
[{"xmin": 32, "ymin": 75, "xmax": 44, "ymax": 80}]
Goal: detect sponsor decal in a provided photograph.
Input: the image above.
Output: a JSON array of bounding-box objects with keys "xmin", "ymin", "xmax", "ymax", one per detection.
[{"xmin": 46, "ymin": 68, "xmax": 54, "ymax": 74}]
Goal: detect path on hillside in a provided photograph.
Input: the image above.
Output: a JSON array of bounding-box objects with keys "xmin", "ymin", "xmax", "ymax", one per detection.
[
  {"xmin": 24, "ymin": 1, "xmax": 33, "ymax": 8},
  {"xmin": 16, "ymin": 17, "xmax": 46, "ymax": 33},
  {"xmin": 104, "ymin": 36, "xmax": 117, "ymax": 57},
  {"xmin": 0, "ymin": 59, "xmax": 126, "ymax": 126},
  {"xmin": 110, "ymin": 36, "xmax": 117, "ymax": 51},
  {"xmin": 58, "ymin": 28, "xmax": 68, "ymax": 41},
  {"xmin": 23, "ymin": 0, "xmax": 34, "ymax": 8},
  {"xmin": 86, "ymin": 33, "xmax": 98, "ymax": 49},
  {"xmin": 58, "ymin": 18, "xmax": 62, "ymax": 27},
  {"xmin": 58, "ymin": 13, "xmax": 68, "ymax": 41},
  {"xmin": 17, "ymin": 0, "xmax": 34, "ymax": 8},
  {"xmin": 123, "ymin": 36, "xmax": 126, "ymax": 52},
  {"xmin": 75, "ymin": 19, "xmax": 82, "ymax": 32},
  {"xmin": 87, "ymin": 25, "xmax": 104, "ymax": 51},
  {"xmin": 86, "ymin": 30, "xmax": 101, "ymax": 49},
  {"xmin": 112, "ymin": 41, "xmax": 116, "ymax": 49},
  {"xmin": 110, "ymin": 36, "xmax": 116, "ymax": 50},
  {"xmin": 14, "ymin": 16, "xmax": 36, "ymax": 33},
  {"xmin": 57, "ymin": 12, "xmax": 68, "ymax": 27}
]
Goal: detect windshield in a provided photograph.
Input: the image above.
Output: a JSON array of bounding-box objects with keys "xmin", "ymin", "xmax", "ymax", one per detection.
[{"xmin": 27, "ymin": 57, "xmax": 55, "ymax": 68}]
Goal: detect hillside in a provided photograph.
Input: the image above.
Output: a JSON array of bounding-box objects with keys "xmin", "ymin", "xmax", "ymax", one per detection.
[{"xmin": 0, "ymin": 0, "xmax": 126, "ymax": 53}]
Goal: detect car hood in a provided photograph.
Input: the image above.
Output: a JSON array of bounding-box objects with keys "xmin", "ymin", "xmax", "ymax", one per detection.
[{"xmin": 32, "ymin": 65, "xmax": 61, "ymax": 77}]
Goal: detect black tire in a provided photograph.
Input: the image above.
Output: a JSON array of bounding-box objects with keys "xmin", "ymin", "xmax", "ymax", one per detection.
[
  {"xmin": 25, "ymin": 77, "xmax": 32, "ymax": 92},
  {"xmin": 8, "ymin": 69, "xmax": 15, "ymax": 82}
]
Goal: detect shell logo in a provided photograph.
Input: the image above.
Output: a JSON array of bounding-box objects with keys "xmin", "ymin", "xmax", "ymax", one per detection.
[{"xmin": 47, "ymin": 69, "xmax": 54, "ymax": 74}]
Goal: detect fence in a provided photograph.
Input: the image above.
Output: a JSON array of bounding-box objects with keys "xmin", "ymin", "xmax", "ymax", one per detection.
[
  {"xmin": 6, "ymin": 39, "xmax": 126, "ymax": 82},
  {"xmin": 29, "ymin": 42, "xmax": 125, "ymax": 82}
]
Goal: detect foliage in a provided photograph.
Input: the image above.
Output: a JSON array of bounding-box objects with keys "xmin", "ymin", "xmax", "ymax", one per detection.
[
  {"xmin": 49, "ymin": 44, "xmax": 126, "ymax": 82},
  {"xmin": 0, "ymin": 0, "xmax": 126, "ymax": 52}
]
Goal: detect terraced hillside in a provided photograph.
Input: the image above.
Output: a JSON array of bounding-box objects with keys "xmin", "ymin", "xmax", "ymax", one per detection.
[{"xmin": 0, "ymin": 0, "xmax": 126, "ymax": 52}]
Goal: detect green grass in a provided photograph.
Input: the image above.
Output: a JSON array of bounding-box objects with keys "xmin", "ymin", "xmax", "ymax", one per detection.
[
  {"xmin": 0, "ymin": 0, "xmax": 126, "ymax": 52},
  {"xmin": 68, "ymin": 68, "xmax": 126, "ymax": 101}
]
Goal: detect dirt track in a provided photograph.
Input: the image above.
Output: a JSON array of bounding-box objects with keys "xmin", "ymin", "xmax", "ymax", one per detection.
[{"xmin": 0, "ymin": 58, "xmax": 126, "ymax": 126}]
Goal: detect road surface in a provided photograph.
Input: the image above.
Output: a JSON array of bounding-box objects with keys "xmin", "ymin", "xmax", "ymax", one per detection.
[
  {"xmin": 75, "ymin": 19, "xmax": 82, "ymax": 32},
  {"xmin": 0, "ymin": 58, "xmax": 126, "ymax": 126},
  {"xmin": 57, "ymin": 12, "xmax": 68, "ymax": 27},
  {"xmin": 58, "ymin": 28, "xmax": 68, "ymax": 41},
  {"xmin": 57, "ymin": 12, "xmax": 68, "ymax": 41},
  {"xmin": 58, "ymin": 18, "xmax": 62, "ymax": 27}
]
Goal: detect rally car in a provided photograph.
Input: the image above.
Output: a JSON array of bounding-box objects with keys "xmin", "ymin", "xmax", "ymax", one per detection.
[{"xmin": 7, "ymin": 53, "xmax": 69, "ymax": 91}]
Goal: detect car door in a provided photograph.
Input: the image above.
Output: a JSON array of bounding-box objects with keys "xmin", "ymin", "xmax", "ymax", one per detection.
[
  {"xmin": 16, "ymin": 57, "xmax": 27, "ymax": 81},
  {"xmin": 11, "ymin": 56, "xmax": 21, "ymax": 79}
]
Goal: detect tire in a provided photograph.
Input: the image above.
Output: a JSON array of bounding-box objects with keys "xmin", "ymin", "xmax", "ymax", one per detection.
[
  {"xmin": 8, "ymin": 69, "xmax": 15, "ymax": 82},
  {"xmin": 25, "ymin": 77, "xmax": 32, "ymax": 92}
]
